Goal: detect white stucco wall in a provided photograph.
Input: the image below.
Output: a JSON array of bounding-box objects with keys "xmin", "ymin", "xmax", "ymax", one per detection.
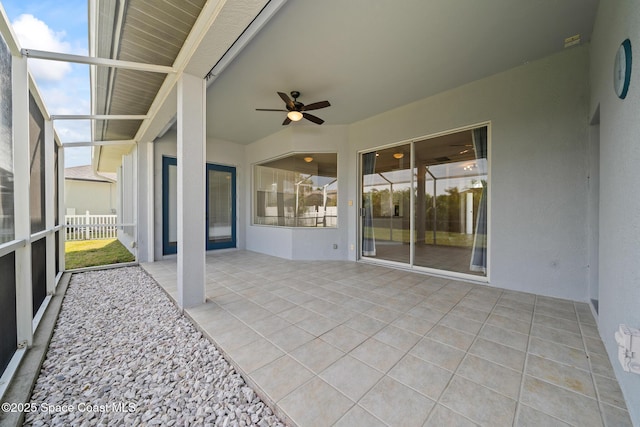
[
  {"xmin": 64, "ymin": 179, "xmax": 116, "ymax": 215},
  {"xmin": 589, "ymin": 0, "xmax": 640, "ymax": 422},
  {"xmin": 153, "ymin": 130, "xmax": 245, "ymax": 259},
  {"xmin": 136, "ymin": 16, "xmax": 640, "ymax": 419},
  {"xmin": 152, "ymin": 46, "xmax": 593, "ymax": 296},
  {"xmin": 348, "ymin": 45, "xmax": 591, "ymax": 301}
]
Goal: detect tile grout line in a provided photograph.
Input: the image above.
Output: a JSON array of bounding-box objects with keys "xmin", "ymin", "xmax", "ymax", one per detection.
[
  {"xmin": 421, "ymin": 281, "xmax": 495, "ymax": 425},
  {"xmin": 323, "ymin": 278, "xmax": 461, "ymax": 426},
  {"xmin": 273, "ymin": 271, "xmax": 407, "ymax": 427},
  {"xmin": 148, "ymin": 255, "xmax": 629, "ymax": 426},
  {"xmin": 578, "ymin": 300, "xmax": 609, "ymax": 427},
  {"xmin": 513, "ymin": 296, "xmax": 594, "ymax": 427},
  {"xmin": 513, "ymin": 293, "xmax": 538, "ymax": 426}
]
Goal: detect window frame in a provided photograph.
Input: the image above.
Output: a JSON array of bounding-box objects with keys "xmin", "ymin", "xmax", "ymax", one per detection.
[
  {"xmin": 358, "ymin": 122, "xmax": 491, "ymax": 282},
  {"xmin": 252, "ymin": 152, "xmax": 339, "ymax": 229}
]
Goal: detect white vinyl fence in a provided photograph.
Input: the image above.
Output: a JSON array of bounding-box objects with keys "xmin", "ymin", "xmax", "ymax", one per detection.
[{"xmin": 65, "ymin": 212, "xmax": 118, "ymax": 240}]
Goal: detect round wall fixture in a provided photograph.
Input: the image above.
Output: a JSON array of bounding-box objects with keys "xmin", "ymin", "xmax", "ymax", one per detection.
[{"xmin": 614, "ymin": 38, "xmax": 632, "ymax": 99}]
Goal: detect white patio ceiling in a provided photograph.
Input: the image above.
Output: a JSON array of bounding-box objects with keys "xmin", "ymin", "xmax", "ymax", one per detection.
[{"xmin": 94, "ymin": 0, "xmax": 599, "ymax": 172}]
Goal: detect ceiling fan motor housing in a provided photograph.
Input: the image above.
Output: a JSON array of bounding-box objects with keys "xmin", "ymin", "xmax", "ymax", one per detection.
[
  {"xmin": 256, "ymin": 90, "xmax": 330, "ymax": 125},
  {"xmin": 290, "ymin": 91, "xmax": 303, "ymax": 110}
]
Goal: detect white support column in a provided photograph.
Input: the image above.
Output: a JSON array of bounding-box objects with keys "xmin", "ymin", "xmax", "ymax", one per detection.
[
  {"xmin": 44, "ymin": 119, "xmax": 55, "ymax": 294},
  {"xmin": 176, "ymin": 72, "xmax": 205, "ymax": 309},
  {"xmin": 12, "ymin": 55, "xmax": 33, "ymax": 347},
  {"xmin": 146, "ymin": 142, "xmax": 154, "ymax": 262},
  {"xmin": 57, "ymin": 147, "xmax": 65, "ymax": 272},
  {"xmin": 135, "ymin": 141, "xmax": 155, "ymax": 263}
]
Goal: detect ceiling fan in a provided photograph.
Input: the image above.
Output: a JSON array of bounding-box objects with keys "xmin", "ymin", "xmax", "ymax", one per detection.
[{"xmin": 256, "ymin": 91, "xmax": 330, "ymax": 125}]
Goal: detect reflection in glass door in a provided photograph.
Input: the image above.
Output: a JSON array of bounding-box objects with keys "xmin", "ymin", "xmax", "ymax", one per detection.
[
  {"xmin": 360, "ymin": 125, "xmax": 488, "ymax": 278},
  {"xmin": 362, "ymin": 144, "xmax": 412, "ymax": 264},
  {"xmin": 206, "ymin": 164, "xmax": 236, "ymax": 250},
  {"xmin": 414, "ymin": 127, "xmax": 487, "ymax": 276}
]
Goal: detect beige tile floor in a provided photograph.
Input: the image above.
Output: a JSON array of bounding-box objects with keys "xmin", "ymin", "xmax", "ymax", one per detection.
[{"xmin": 142, "ymin": 251, "xmax": 632, "ymax": 427}]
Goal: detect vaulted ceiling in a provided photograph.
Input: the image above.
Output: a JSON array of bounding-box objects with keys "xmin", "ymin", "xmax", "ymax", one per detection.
[
  {"xmin": 93, "ymin": 0, "xmax": 599, "ymax": 170},
  {"xmin": 205, "ymin": 0, "xmax": 599, "ymax": 144}
]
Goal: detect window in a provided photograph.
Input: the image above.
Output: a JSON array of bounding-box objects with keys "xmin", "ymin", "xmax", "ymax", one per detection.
[{"xmin": 254, "ymin": 153, "xmax": 337, "ymax": 227}]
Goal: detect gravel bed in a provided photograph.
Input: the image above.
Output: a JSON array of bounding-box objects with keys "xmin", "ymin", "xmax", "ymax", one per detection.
[{"xmin": 24, "ymin": 266, "xmax": 285, "ymax": 427}]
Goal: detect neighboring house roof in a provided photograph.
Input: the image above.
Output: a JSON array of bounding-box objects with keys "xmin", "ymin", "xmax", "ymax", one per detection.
[{"xmin": 65, "ymin": 165, "xmax": 117, "ymax": 183}]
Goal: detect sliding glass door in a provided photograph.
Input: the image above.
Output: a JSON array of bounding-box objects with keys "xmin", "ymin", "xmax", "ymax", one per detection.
[{"xmin": 360, "ymin": 125, "xmax": 488, "ymax": 278}]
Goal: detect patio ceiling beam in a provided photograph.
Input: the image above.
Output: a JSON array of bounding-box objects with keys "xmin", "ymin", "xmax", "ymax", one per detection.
[
  {"xmin": 134, "ymin": 0, "xmax": 288, "ymax": 144},
  {"xmin": 62, "ymin": 140, "xmax": 136, "ymax": 147},
  {"xmin": 0, "ymin": 4, "xmax": 21, "ymax": 55},
  {"xmin": 52, "ymin": 115, "xmax": 148, "ymax": 120},
  {"xmin": 20, "ymin": 49, "xmax": 176, "ymax": 74},
  {"xmin": 131, "ymin": 0, "xmax": 229, "ymax": 144}
]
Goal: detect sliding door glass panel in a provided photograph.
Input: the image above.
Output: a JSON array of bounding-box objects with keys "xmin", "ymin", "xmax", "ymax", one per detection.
[
  {"xmin": 206, "ymin": 164, "xmax": 236, "ymax": 249},
  {"xmin": 362, "ymin": 144, "xmax": 411, "ymax": 264},
  {"xmin": 414, "ymin": 127, "xmax": 488, "ymax": 276}
]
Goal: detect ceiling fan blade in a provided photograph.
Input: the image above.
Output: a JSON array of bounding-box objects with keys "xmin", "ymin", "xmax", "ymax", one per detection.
[
  {"xmin": 278, "ymin": 92, "xmax": 295, "ymax": 110},
  {"xmin": 256, "ymin": 108, "xmax": 288, "ymax": 112},
  {"xmin": 303, "ymin": 113, "xmax": 324, "ymax": 125},
  {"xmin": 301, "ymin": 100, "xmax": 330, "ymax": 111},
  {"xmin": 282, "ymin": 117, "xmax": 292, "ymax": 125}
]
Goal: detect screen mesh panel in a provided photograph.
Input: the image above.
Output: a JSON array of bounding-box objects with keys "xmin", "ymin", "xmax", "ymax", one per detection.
[
  {"xmin": 31, "ymin": 237, "xmax": 47, "ymax": 314},
  {"xmin": 0, "ymin": 252, "xmax": 16, "ymax": 373}
]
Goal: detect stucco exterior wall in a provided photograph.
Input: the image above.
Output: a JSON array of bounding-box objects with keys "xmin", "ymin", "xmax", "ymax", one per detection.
[
  {"xmin": 589, "ymin": 0, "xmax": 640, "ymax": 422},
  {"xmin": 348, "ymin": 45, "xmax": 591, "ymax": 301},
  {"xmin": 152, "ymin": 45, "xmax": 593, "ymax": 301},
  {"xmin": 64, "ymin": 179, "xmax": 116, "ymax": 215},
  {"xmin": 136, "ymin": 7, "xmax": 640, "ymax": 420}
]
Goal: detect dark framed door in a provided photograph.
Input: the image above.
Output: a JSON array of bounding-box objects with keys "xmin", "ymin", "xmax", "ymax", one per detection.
[
  {"xmin": 162, "ymin": 156, "xmax": 178, "ymax": 255},
  {"xmin": 206, "ymin": 164, "xmax": 236, "ymax": 250},
  {"xmin": 163, "ymin": 158, "xmax": 237, "ymax": 254}
]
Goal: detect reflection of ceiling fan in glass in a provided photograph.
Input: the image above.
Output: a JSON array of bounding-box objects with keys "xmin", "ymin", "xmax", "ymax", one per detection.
[{"xmin": 256, "ymin": 91, "xmax": 331, "ymax": 125}]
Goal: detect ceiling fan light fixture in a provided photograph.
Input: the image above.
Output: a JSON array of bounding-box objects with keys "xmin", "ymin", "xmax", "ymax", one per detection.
[
  {"xmin": 287, "ymin": 111, "xmax": 303, "ymax": 121},
  {"xmin": 304, "ymin": 156, "xmax": 313, "ymax": 163},
  {"xmin": 393, "ymin": 152, "xmax": 404, "ymax": 159}
]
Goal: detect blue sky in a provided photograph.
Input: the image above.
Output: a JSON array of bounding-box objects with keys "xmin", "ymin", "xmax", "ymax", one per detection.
[{"xmin": 2, "ymin": 0, "xmax": 91, "ymax": 167}]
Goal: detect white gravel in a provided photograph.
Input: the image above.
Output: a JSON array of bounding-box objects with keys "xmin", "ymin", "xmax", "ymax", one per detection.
[{"xmin": 24, "ymin": 266, "xmax": 286, "ymax": 427}]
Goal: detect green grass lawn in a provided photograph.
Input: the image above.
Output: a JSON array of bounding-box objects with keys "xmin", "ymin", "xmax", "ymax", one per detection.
[
  {"xmin": 65, "ymin": 238, "xmax": 135, "ymax": 270},
  {"xmin": 371, "ymin": 227, "xmax": 484, "ymax": 248}
]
